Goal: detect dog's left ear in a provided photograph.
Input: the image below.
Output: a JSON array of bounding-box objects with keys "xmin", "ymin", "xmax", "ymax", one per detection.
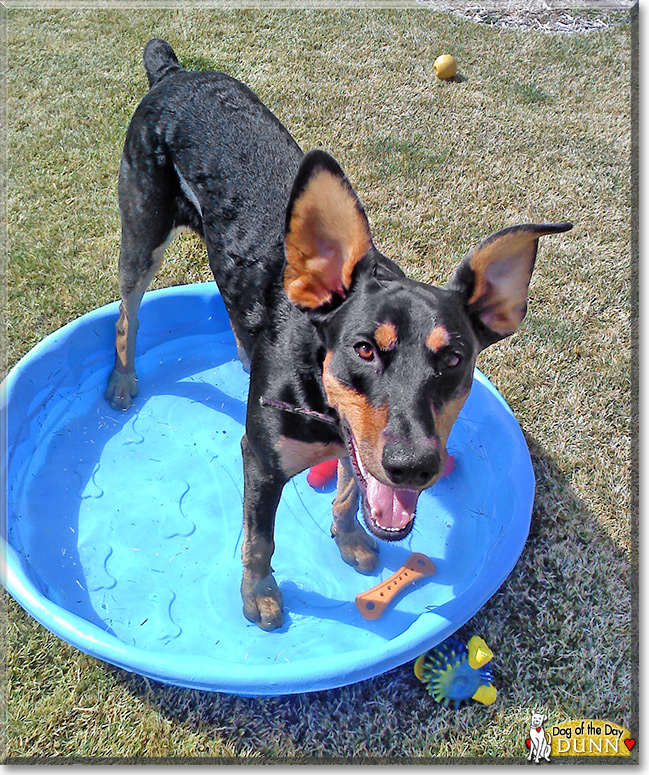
[
  {"xmin": 445, "ymin": 222, "xmax": 573, "ymax": 348},
  {"xmin": 283, "ymin": 150, "xmax": 372, "ymax": 309}
]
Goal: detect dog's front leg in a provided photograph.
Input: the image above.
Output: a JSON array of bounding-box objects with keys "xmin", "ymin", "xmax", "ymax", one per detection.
[
  {"xmin": 240, "ymin": 434, "xmax": 286, "ymax": 631},
  {"xmin": 331, "ymin": 458, "xmax": 379, "ymax": 573}
]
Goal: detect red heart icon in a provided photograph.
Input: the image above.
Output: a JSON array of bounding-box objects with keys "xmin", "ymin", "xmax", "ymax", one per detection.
[
  {"xmin": 625, "ymin": 739, "xmax": 636, "ymax": 751},
  {"xmin": 525, "ymin": 739, "xmax": 531, "ymax": 748}
]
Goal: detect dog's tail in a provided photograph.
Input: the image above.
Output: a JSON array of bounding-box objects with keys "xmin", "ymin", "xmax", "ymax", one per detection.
[{"xmin": 143, "ymin": 38, "xmax": 183, "ymax": 88}]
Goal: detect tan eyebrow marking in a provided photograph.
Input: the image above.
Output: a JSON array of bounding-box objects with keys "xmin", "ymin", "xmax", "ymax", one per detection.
[
  {"xmin": 426, "ymin": 325, "xmax": 450, "ymax": 352},
  {"xmin": 374, "ymin": 322, "xmax": 398, "ymax": 351}
]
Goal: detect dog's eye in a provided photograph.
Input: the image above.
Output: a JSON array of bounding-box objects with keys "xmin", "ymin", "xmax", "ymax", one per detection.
[
  {"xmin": 442, "ymin": 351, "xmax": 462, "ymax": 369},
  {"xmin": 354, "ymin": 342, "xmax": 375, "ymax": 362}
]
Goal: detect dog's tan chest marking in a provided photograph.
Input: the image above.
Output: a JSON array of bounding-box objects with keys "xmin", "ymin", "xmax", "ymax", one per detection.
[
  {"xmin": 276, "ymin": 436, "xmax": 346, "ymax": 478},
  {"xmin": 374, "ymin": 322, "xmax": 398, "ymax": 351},
  {"xmin": 426, "ymin": 325, "xmax": 450, "ymax": 353}
]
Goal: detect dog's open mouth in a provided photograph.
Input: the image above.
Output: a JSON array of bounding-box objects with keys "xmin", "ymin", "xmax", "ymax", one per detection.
[{"xmin": 344, "ymin": 428, "xmax": 420, "ymax": 541}]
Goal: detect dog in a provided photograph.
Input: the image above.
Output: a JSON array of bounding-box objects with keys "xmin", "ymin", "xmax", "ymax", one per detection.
[
  {"xmin": 528, "ymin": 712, "xmax": 552, "ymax": 763},
  {"xmin": 105, "ymin": 39, "xmax": 572, "ymax": 630}
]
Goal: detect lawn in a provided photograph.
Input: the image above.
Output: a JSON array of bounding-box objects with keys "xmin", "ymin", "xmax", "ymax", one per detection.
[{"xmin": 4, "ymin": 5, "xmax": 635, "ymax": 761}]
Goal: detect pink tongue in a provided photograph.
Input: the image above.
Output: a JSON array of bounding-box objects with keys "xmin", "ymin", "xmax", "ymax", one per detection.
[{"xmin": 366, "ymin": 474, "xmax": 419, "ymax": 530}]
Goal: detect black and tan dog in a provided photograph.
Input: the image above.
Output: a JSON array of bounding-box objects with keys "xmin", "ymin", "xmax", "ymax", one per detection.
[{"xmin": 105, "ymin": 39, "xmax": 572, "ymax": 630}]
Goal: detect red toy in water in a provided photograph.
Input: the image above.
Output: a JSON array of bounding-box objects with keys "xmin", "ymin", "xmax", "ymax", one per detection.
[
  {"xmin": 306, "ymin": 459, "xmax": 339, "ymax": 489},
  {"xmin": 307, "ymin": 455, "xmax": 456, "ymax": 490},
  {"xmin": 442, "ymin": 454, "xmax": 456, "ymax": 477}
]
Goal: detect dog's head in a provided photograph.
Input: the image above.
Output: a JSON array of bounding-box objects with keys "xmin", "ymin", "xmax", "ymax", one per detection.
[
  {"xmin": 531, "ymin": 712, "xmax": 548, "ymax": 728},
  {"xmin": 284, "ymin": 150, "xmax": 571, "ymax": 541}
]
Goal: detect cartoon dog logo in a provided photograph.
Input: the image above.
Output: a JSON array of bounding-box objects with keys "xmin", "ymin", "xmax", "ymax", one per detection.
[{"xmin": 527, "ymin": 712, "xmax": 552, "ymax": 763}]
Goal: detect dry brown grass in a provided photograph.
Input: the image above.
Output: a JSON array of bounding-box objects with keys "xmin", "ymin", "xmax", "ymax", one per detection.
[{"xmin": 5, "ymin": 6, "xmax": 635, "ymax": 761}]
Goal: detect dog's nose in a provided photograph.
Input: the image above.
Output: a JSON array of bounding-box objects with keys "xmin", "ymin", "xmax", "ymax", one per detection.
[{"xmin": 382, "ymin": 441, "xmax": 441, "ymax": 488}]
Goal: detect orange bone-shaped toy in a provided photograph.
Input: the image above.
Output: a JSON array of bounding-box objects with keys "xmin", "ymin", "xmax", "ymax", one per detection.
[{"xmin": 355, "ymin": 553, "xmax": 436, "ymax": 620}]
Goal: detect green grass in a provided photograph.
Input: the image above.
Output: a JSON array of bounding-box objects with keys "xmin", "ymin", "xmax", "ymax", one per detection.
[
  {"xmin": 510, "ymin": 81, "xmax": 551, "ymax": 103},
  {"xmin": 5, "ymin": 7, "xmax": 635, "ymax": 761}
]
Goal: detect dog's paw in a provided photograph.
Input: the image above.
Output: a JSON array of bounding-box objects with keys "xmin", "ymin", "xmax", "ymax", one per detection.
[
  {"xmin": 105, "ymin": 370, "xmax": 138, "ymax": 410},
  {"xmin": 333, "ymin": 524, "xmax": 379, "ymax": 574},
  {"xmin": 241, "ymin": 573, "xmax": 284, "ymax": 631}
]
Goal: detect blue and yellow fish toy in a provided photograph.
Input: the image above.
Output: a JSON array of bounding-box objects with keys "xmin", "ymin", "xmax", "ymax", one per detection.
[{"xmin": 413, "ymin": 635, "xmax": 497, "ymax": 707}]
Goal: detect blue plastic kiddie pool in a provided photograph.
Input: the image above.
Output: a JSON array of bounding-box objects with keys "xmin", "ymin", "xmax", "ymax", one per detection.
[{"xmin": 1, "ymin": 283, "xmax": 534, "ymax": 695}]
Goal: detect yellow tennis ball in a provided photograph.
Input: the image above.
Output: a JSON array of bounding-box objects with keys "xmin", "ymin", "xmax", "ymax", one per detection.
[{"xmin": 434, "ymin": 54, "xmax": 457, "ymax": 80}]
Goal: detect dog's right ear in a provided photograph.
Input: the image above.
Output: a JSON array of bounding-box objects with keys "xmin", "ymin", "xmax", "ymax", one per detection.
[{"xmin": 283, "ymin": 150, "xmax": 372, "ymax": 310}]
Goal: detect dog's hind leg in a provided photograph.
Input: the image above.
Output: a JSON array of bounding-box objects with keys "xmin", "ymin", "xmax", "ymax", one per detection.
[
  {"xmin": 331, "ymin": 458, "xmax": 379, "ymax": 573},
  {"xmin": 105, "ymin": 158, "xmax": 176, "ymax": 410}
]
